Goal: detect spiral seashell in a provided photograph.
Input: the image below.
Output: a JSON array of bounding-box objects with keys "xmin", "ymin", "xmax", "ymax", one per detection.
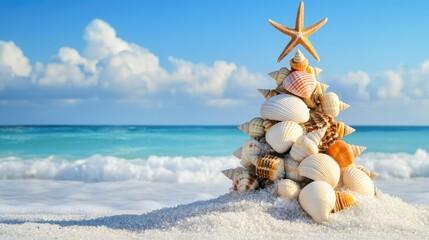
[
  {"xmin": 255, "ymin": 154, "xmax": 285, "ymax": 181},
  {"xmin": 299, "ymin": 153, "xmax": 341, "ymax": 188},
  {"xmin": 318, "ymin": 82, "xmax": 329, "ymax": 92},
  {"xmin": 266, "ymin": 121, "xmax": 304, "ymax": 153},
  {"xmin": 282, "ymin": 71, "xmax": 316, "ymax": 98},
  {"xmin": 262, "ymin": 119, "xmax": 277, "ymax": 132},
  {"xmin": 320, "ymin": 92, "xmax": 340, "ymax": 117},
  {"xmin": 339, "ymin": 101, "xmax": 350, "ymax": 111},
  {"xmin": 299, "ymin": 181, "xmax": 336, "ymax": 223},
  {"xmin": 221, "ymin": 168, "xmax": 238, "ymax": 180},
  {"xmin": 290, "ymin": 127, "xmax": 327, "ymax": 162},
  {"xmin": 349, "ymin": 145, "xmax": 366, "ymax": 158},
  {"xmin": 260, "ymin": 94, "xmax": 310, "ymax": 123},
  {"xmin": 258, "ymin": 89, "xmax": 280, "ymax": 99},
  {"xmin": 332, "ymin": 192, "xmax": 355, "ymax": 213},
  {"xmin": 289, "ymin": 50, "xmax": 309, "ymax": 71},
  {"xmin": 268, "ymin": 67, "xmax": 290, "ymax": 86},
  {"xmin": 233, "ymin": 147, "xmax": 242, "ymax": 159},
  {"xmin": 238, "ymin": 117, "xmax": 265, "ymax": 139},
  {"xmin": 277, "ymin": 179, "xmax": 300, "ymax": 198},
  {"xmin": 353, "ymin": 164, "xmax": 379, "ymax": 179},
  {"xmin": 241, "ymin": 139, "xmax": 263, "ymax": 165},
  {"xmin": 302, "ymin": 92, "xmax": 323, "ymax": 109},
  {"xmin": 327, "ymin": 140, "xmax": 355, "ymax": 169},
  {"xmin": 284, "ymin": 155, "xmax": 304, "ymax": 182},
  {"xmin": 336, "ymin": 122, "xmax": 356, "ymax": 138},
  {"xmin": 233, "ymin": 169, "xmax": 259, "ymax": 192},
  {"xmin": 301, "ymin": 111, "xmax": 338, "ymax": 153},
  {"xmin": 306, "ymin": 66, "xmax": 323, "ymax": 76},
  {"xmin": 342, "ymin": 167, "xmax": 375, "ymax": 197}
]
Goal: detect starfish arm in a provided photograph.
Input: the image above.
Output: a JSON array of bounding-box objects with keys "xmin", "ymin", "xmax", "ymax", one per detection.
[
  {"xmin": 300, "ymin": 37, "xmax": 320, "ymax": 61},
  {"xmin": 304, "ymin": 17, "xmax": 328, "ymax": 37},
  {"xmin": 277, "ymin": 37, "xmax": 299, "ymax": 62},
  {"xmin": 269, "ymin": 19, "xmax": 296, "ymax": 37},
  {"xmin": 296, "ymin": 1, "xmax": 304, "ymax": 31}
]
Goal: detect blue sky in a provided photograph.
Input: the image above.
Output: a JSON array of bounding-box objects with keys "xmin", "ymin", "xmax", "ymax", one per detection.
[{"xmin": 1, "ymin": 0, "xmax": 429, "ymax": 125}]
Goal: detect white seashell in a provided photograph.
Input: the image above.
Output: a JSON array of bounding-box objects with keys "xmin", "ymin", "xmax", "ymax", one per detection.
[
  {"xmin": 293, "ymin": 49, "xmax": 306, "ymax": 62},
  {"xmin": 284, "ymin": 155, "xmax": 305, "ymax": 182},
  {"xmin": 313, "ymin": 67, "xmax": 323, "ymax": 76},
  {"xmin": 343, "ymin": 124, "xmax": 356, "ymax": 136},
  {"xmin": 339, "ymin": 101, "xmax": 350, "ymax": 111},
  {"xmin": 260, "ymin": 94, "xmax": 310, "ymax": 123},
  {"xmin": 266, "ymin": 121, "xmax": 304, "ymax": 153},
  {"xmin": 290, "ymin": 127, "xmax": 327, "ymax": 162},
  {"xmin": 233, "ymin": 147, "xmax": 242, "ymax": 159},
  {"xmin": 241, "ymin": 139, "xmax": 271, "ymax": 165},
  {"xmin": 321, "ymin": 92, "xmax": 341, "ymax": 117},
  {"xmin": 349, "ymin": 145, "xmax": 366, "ymax": 158},
  {"xmin": 277, "ymin": 179, "xmax": 300, "ymax": 198},
  {"xmin": 233, "ymin": 169, "xmax": 259, "ymax": 192},
  {"xmin": 342, "ymin": 167, "xmax": 374, "ymax": 197},
  {"xmin": 299, "ymin": 153, "xmax": 341, "ymax": 188},
  {"xmin": 238, "ymin": 117, "xmax": 265, "ymax": 139},
  {"xmin": 222, "ymin": 168, "xmax": 237, "ymax": 180},
  {"xmin": 318, "ymin": 82, "xmax": 329, "ymax": 92},
  {"xmin": 299, "ymin": 181, "xmax": 336, "ymax": 223},
  {"xmin": 268, "ymin": 67, "xmax": 290, "ymax": 85},
  {"xmin": 353, "ymin": 164, "xmax": 379, "ymax": 180}
]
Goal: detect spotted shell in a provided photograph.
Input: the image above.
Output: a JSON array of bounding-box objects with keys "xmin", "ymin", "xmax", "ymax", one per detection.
[
  {"xmin": 268, "ymin": 67, "xmax": 290, "ymax": 86},
  {"xmin": 342, "ymin": 167, "xmax": 375, "ymax": 197},
  {"xmin": 260, "ymin": 94, "xmax": 310, "ymax": 123},
  {"xmin": 266, "ymin": 121, "xmax": 304, "ymax": 153},
  {"xmin": 234, "ymin": 170, "xmax": 259, "ymax": 192},
  {"xmin": 282, "ymin": 71, "xmax": 316, "ymax": 99},
  {"xmin": 327, "ymin": 140, "xmax": 355, "ymax": 169},
  {"xmin": 277, "ymin": 179, "xmax": 300, "ymax": 198},
  {"xmin": 238, "ymin": 117, "xmax": 265, "ymax": 139},
  {"xmin": 332, "ymin": 192, "xmax": 355, "ymax": 213},
  {"xmin": 255, "ymin": 154, "xmax": 285, "ymax": 181},
  {"xmin": 299, "ymin": 181, "xmax": 336, "ymax": 223},
  {"xmin": 289, "ymin": 50, "xmax": 308, "ymax": 71},
  {"xmin": 299, "ymin": 153, "xmax": 341, "ymax": 188}
]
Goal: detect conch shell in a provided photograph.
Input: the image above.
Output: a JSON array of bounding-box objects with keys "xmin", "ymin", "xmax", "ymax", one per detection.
[
  {"xmin": 320, "ymin": 92, "xmax": 349, "ymax": 117},
  {"xmin": 284, "ymin": 155, "xmax": 305, "ymax": 182},
  {"xmin": 255, "ymin": 154, "xmax": 285, "ymax": 181},
  {"xmin": 277, "ymin": 179, "xmax": 300, "ymax": 199},
  {"xmin": 233, "ymin": 147, "xmax": 242, "ymax": 159},
  {"xmin": 238, "ymin": 117, "xmax": 265, "ymax": 139},
  {"xmin": 222, "ymin": 167, "xmax": 259, "ymax": 192},
  {"xmin": 282, "ymin": 71, "xmax": 316, "ymax": 99},
  {"xmin": 258, "ymin": 89, "xmax": 280, "ymax": 99},
  {"xmin": 299, "ymin": 153, "xmax": 341, "ymax": 188},
  {"xmin": 266, "ymin": 121, "xmax": 304, "ymax": 153},
  {"xmin": 290, "ymin": 127, "xmax": 327, "ymax": 162},
  {"xmin": 342, "ymin": 167, "xmax": 375, "ymax": 197},
  {"xmin": 332, "ymin": 192, "xmax": 355, "ymax": 213},
  {"xmin": 336, "ymin": 121, "xmax": 356, "ymax": 138},
  {"xmin": 260, "ymin": 94, "xmax": 310, "ymax": 123},
  {"xmin": 268, "ymin": 67, "xmax": 290, "ymax": 86},
  {"xmin": 289, "ymin": 50, "xmax": 308, "ymax": 71},
  {"xmin": 299, "ymin": 181, "xmax": 336, "ymax": 223}
]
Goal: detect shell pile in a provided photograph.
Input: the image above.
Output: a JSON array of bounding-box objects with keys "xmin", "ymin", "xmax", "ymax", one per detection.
[{"xmin": 221, "ymin": 49, "xmax": 378, "ymax": 224}]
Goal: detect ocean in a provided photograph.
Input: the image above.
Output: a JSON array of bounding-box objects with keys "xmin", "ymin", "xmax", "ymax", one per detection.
[{"xmin": 0, "ymin": 125, "xmax": 428, "ymax": 214}]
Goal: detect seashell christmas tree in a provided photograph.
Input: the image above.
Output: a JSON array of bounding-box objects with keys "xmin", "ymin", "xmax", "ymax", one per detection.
[{"xmin": 221, "ymin": 1, "xmax": 378, "ymax": 224}]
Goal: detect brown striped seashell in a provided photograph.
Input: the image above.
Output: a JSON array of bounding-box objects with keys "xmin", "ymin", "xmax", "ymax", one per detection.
[
  {"xmin": 268, "ymin": 67, "xmax": 290, "ymax": 86},
  {"xmin": 299, "ymin": 153, "xmax": 341, "ymax": 188},
  {"xmin": 299, "ymin": 181, "xmax": 336, "ymax": 223},
  {"xmin": 233, "ymin": 169, "xmax": 259, "ymax": 192},
  {"xmin": 306, "ymin": 66, "xmax": 323, "ymax": 76},
  {"xmin": 342, "ymin": 167, "xmax": 375, "ymax": 197},
  {"xmin": 221, "ymin": 168, "xmax": 238, "ymax": 180},
  {"xmin": 336, "ymin": 122, "xmax": 356, "ymax": 138},
  {"xmin": 332, "ymin": 192, "xmax": 355, "ymax": 213},
  {"xmin": 238, "ymin": 117, "xmax": 265, "ymax": 139},
  {"xmin": 301, "ymin": 111, "xmax": 338, "ymax": 153},
  {"xmin": 277, "ymin": 179, "xmax": 300, "ymax": 199},
  {"xmin": 266, "ymin": 121, "xmax": 304, "ymax": 153},
  {"xmin": 282, "ymin": 71, "xmax": 316, "ymax": 98},
  {"xmin": 289, "ymin": 50, "xmax": 309, "ymax": 71},
  {"xmin": 290, "ymin": 127, "xmax": 327, "ymax": 162},
  {"xmin": 262, "ymin": 119, "xmax": 278, "ymax": 132},
  {"xmin": 258, "ymin": 89, "xmax": 280, "ymax": 99},
  {"xmin": 350, "ymin": 145, "xmax": 366, "ymax": 158},
  {"xmin": 255, "ymin": 154, "xmax": 285, "ymax": 181},
  {"xmin": 327, "ymin": 140, "xmax": 355, "ymax": 169},
  {"xmin": 260, "ymin": 94, "xmax": 310, "ymax": 123},
  {"xmin": 284, "ymin": 155, "xmax": 304, "ymax": 182}
]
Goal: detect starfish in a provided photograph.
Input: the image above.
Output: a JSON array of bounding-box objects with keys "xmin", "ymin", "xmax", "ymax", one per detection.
[{"xmin": 269, "ymin": 2, "xmax": 328, "ymax": 62}]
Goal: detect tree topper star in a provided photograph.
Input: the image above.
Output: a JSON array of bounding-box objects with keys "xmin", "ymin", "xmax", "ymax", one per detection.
[{"xmin": 269, "ymin": 2, "xmax": 327, "ymax": 62}]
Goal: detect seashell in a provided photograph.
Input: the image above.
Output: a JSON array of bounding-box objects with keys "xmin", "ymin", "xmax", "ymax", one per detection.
[
  {"xmin": 353, "ymin": 164, "xmax": 379, "ymax": 179},
  {"xmin": 299, "ymin": 181, "xmax": 336, "ymax": 223},
  {"xmin": 318, "ymin": 82, "xmax": 328, "ymax": 92},
  {"xmin": 302, "ymin": 92, "xmax": 323, "ymax": 109},
  {"xmin": 233, "ymin": 147, "xmax": 242, "ymax": 159},
  {"xmin": 233, "ymin": 169, "xmax": 259, "ymax": 192},
  {"xmin": 241, "ymin": 139, "xmax": 271, "ymax": 165},
  {"xmin": 349, "ymin": 145, "xmax": 366, "ymax": 158},
  {"xmin": 336, "ymin": 122, "xmax": 356, "ymax": 138},
  {"xmin": 238, "ymin": 117, "xmax": 265, "ymax": 139},
  {"xmin": 320, "ymin": 92, "xmax": 340, "ymax": 117},
  {"xmin": 284, "ymin": 155, "xmax": 305, "ymax": 182},
  {"xmin": 299, "ymin": 153, "xmax": 341, "ymax": 188},
  {"xmin": 282, "ymin": 71, "xmax": 316, "ymax": 98},
  {"xmin": 268, "ymin": 67, "xmax": 290, "ymax": 86},
  {"xmin": 260, "ymin": 94, "xmax": 310, "ymax": 123},
  {"xmin": 266, "ymin": 121, "xmax": 304, "ymax": 153},
  {"xmin": 255, "ymin": 154, "xmax": 285, "ymax": 181},
  {"xmin": 327, "ymin": 140, "xmax": 355, "ymax": 169},
  {"xmin": 262, "ymin": 119, "xmax": 277, "ymax": 132},
  {"xmin": 306, "ymin": 66, "xmax": 323, "ymax": 76},
  {"xmin": 258, "ymin": 89, "xmax": 280, "ymax": 99},
  {"xmin": 289, "ymin": 50, "xmax": 309, "ymax": 71},
  {"xmin": 277, "ymin": 179, "xmax": 300, "ymax": 198},
  {"xmin": 290, "ymin": 127, "xmax": 327, "ymax": 162},
  {"xmin": 342, "ymin": 167, "xmax": 375, "ymax": 197},
  {"xmin": 301, "ymin": 111, "xmax": 338, "ymax": 153},
  {"xmin": 332, "ymin": 192, "xmax": 355, "ymax": 213},
  {"xmin": 221, "ymin": 168, "xmax": 237, "ymax": 180},
  {"xmin": 339, "ymin": 101, "xmax": 350, "ymax": 111}
]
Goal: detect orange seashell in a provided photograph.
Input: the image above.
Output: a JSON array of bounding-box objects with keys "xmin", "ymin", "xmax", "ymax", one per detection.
[
  {"xmin": 332, "ymin": 192, "xmax": 355, "ymax": 213},
  {"xmin": 289, "ymin": 50, "xmax": 309, "ymax": 71},
  {"xmin": 282, "ymin": 71, "xmax": 316, "ymax": 98},
  {"xmin": 327, "ymin": 140, "xmax": 355, "ymax": 168}
]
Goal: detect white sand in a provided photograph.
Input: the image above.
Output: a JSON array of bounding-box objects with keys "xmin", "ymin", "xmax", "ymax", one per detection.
[{"xmin": 1, "ymin": 186, "xmax": 428, "ymax": 240}]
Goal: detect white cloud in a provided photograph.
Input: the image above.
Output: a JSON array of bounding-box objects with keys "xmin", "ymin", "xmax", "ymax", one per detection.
[
  {"xmin": 206, "ymin": 98, "xmax": 242, "ymax": 107},
  {"xmin": 0, "ymin": 41, "xmax": 31, "ymax": 89},
  {"xmin": 377, "ymin": 70, "xmax": 404, "ymax": 99},
  {"xmin": 339, "ymin": 70, "xmax": 371, "ymax": 100}
]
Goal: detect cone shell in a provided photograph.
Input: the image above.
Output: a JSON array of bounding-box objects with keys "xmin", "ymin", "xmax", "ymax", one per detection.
[
  {"xmin": 299, "ymin": 181, "xmax": 336, "ymax": 223},
  {"xmin": 233, "ymin": 147, "xmax": 242, "ymax": 159},
  {"xmin": 269, "ymin": 67, "xmax": 290, "ymax": 86},
  {"xmin": 255, "ymin": 155, "xmax": 285, "ymax": 181},
  {"xmin": 290, "ymin": 127, "xmax": 327, "ymax": 162},
  {"xmin": 282, "ymin": 71, "xmax": 316, "ymax": 98},
  {"xmin": 277, "ymin": 179, "xmax": 300, "ymax": 199},
  {"xmin": 266, "ymin": 121, "xmax": 304, "ymax": 153},
  {"xmin": 299, "ymin": 153, "xmax": 341, "ymax": 188},
  {"xmin": 258, "ymin": 89, "xmax": 280, "ymax": 99},
  {"xmin": 342, "ymin": 167, "xmax": 375, "ymax": 197},
  {"xmin": 238, "ymin": 117, "xmax": 265, "ymax": 139},
  {"xmin": 339, "ymin": 101, "xmax": 350, "ymax": 111},
  {"xmin": 350, "ymin": 145, "xmax": 366, "ymax": 158},
  {"xmin": 289, "ymin": 50, "xmax": 308, "ymax": 71},
  {"xmin": 327, "ymin": 140, "xmax": 355, "ymax": 169},
  {"xmin": 332, "ymin": 192, "xmax": 355, "ymax": 213},
  {"xmin": 321, "ymin": 92, "xmax": 341, "ymax": 117},
  {"xmin": 221, "ymin": 168, "xmax": 237, "ymax": 180},
  {"xmin": 260, "ymin": 94, "xmax": 310, "ymax": 123},
  {"xmin": 306, "ymin": 66, "xmax": 323, "ymax": 76},
  {"xmin": 336, "ymin": 122, "xmax": 356, "ymax": 139},
  {"xmin": 233, "ymin": 169, "xmax": 259, "ymax": 192},
  {"xmin": 284, "ymin": 155, "xmax": 304, "ymax": 182}
]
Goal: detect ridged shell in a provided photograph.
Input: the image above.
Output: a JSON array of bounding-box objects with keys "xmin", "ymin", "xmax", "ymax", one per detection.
[
  {"xmin": 339, "ymin": 101, "xmax": 350, "ymax": 111},
  {"xmin": 301, "ymin": 111, "xmax": 338, "ymax": 153},
  {"xmin": 238, "ymin": 117, "xmax": 265, "ymax": 139},
  {"xmin": 268, "ymin": 67, "xmax": 290, "ymax": 85},
  {"xmin": 350, "ymin": 145, "xmax": 366, "ymax": 158},
  {"xmin": 318, "ymin": 82, "xmax": 328, "ymax": 92},
  {"xmin": 221, "ymin": 168, "xmax": 237, "ymax": 180},
  {"xmin": 260, "ymin": 94, "xmax": 310, "ymax": 123},
  {"xmin": 241, "ymin": 139, "xmax": 270, "ymax": 165},
  {"xmin": 299, "ymin": 153, "xmax": 341, "ymax": 188},
  {"xmin": 342, "ymin": 167, "xmax": 375, "ymax": 197},
  {"xmin": 327, "ymin": 140, "xmax": 355, "ymax": 169},
  {"xmin": 299, "ymin": 181, "xmax": 336, "ymax": 223},
  {"xmin": 266, "ymin": 121, "xmax": 304, "ymax": 153},
  {"xmin": 332, "ymin": 192, "xmax": 355, "ymax": 213},
  {"xmin": 284, "ymin": 155, "xmax": 304, "ymax": 182},
  {"xmin": 277, "ymin": 179, "xmax": 300, "ymax": 198},
  {"xmin": 321, "ymin": 92, "xmax": 341, "ymax": 117},
  {"xmin": 282, "ymin": 71, "xmax": 316, "ymax": 98},
  {"xmin": 290, "ymin": 127, "xmax": 327, "ymax": 162},
  {"xmin": 255, "ymin": 155, "xmax": 285, "ymax": 181},
  {"xmin": 336, "ymin": 122, "xmax": 356, "ymax": 138},
  {"xmin": 306, "ymin": 66, "xmax": 323, "ymax": 76},
  {"xmin": 289, "ymin": 50, "xmax": 309, "ymax": 71},
  {"xmin": 233, "ymin": 147, "xmax": 242, "ymax": 159},
  {"xmin": 353, "ymin": 164, "xmax": 379, "ymax": 179},
  {"xmin": 233, "ymin": 170, "xmax": 259, "ymax": 192},
  {"xmin": 258, "ymin": 89, "xmax": 280, "ymax": 99}
]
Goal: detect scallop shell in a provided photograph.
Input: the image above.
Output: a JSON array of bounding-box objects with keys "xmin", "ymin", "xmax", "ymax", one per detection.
[
  {"xmin": 282, "ymin": 71, "xmax": 316, "ymax": 98},
  {"xmin": 320, "ymin": 92, "xmax": 340, "ymax": 117},
  {"xmin": 332, "ymin": 192, "xmax": 355, "ymax": 213},
  {"xmin": 342, "ymin": 167, "xmax": 375, "ymax": 197},
  {"xmin": 350, "ymin": 145, "xmax": 366, "ymax": 158},
  {"xmin": 268, "ymin": 67, "xmax": 290, "ymax": 86},
  {"xmin": 277, "ymin": 179, "xmax": 300, "ymax": 198},
  {"xmin": 266, "ymin": 121, "xmax": 304, "ymax": 153},
  {"xmin": 327, "ymin": 140, "xmax": 355, "ymax": 169},
  {"xmin": 299, "ymin": 153, "xmax": 341, "ymax": 188},
  {"xmin": 290, "ymin": 127, "xmax": 327, "ymax": 162},
  {"xmin": 238, "ymin": 117, "xmax": 265, "ymax": 139},
  {"xmin": 258, "ymin": 89, "xmax": 280, "ymax": 99},
  {"xmin": 260, "ymin": 94, "xmax": 310, "ymax": 123},
  {"xmin": 306, "ymin": 66, "xmax": 323, "ymax": 76},
  {"xmin": 336, "ymin": 122, "xmax": 356, "ymax": 138},
  {"xmin": 353, "ymin": 164, "xmax": 379, "ymax": 179},
  {"xmin": 299, "ymin": 181, "xmax": 336, "ymax": 223},
  {"xmin": 289, "ymin": 50, "xmax": 308, "ymax": 71},
  {"xmin": 233, "ymin": 169, "xmax": 259, "ymax": 192},
  {"xmin": 284, "ymin": 155, "xmax": 305, "ymax": 182},
  {"xmin": 255, "ymin": 154, "xmax": 285, "ymax": 181}
]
